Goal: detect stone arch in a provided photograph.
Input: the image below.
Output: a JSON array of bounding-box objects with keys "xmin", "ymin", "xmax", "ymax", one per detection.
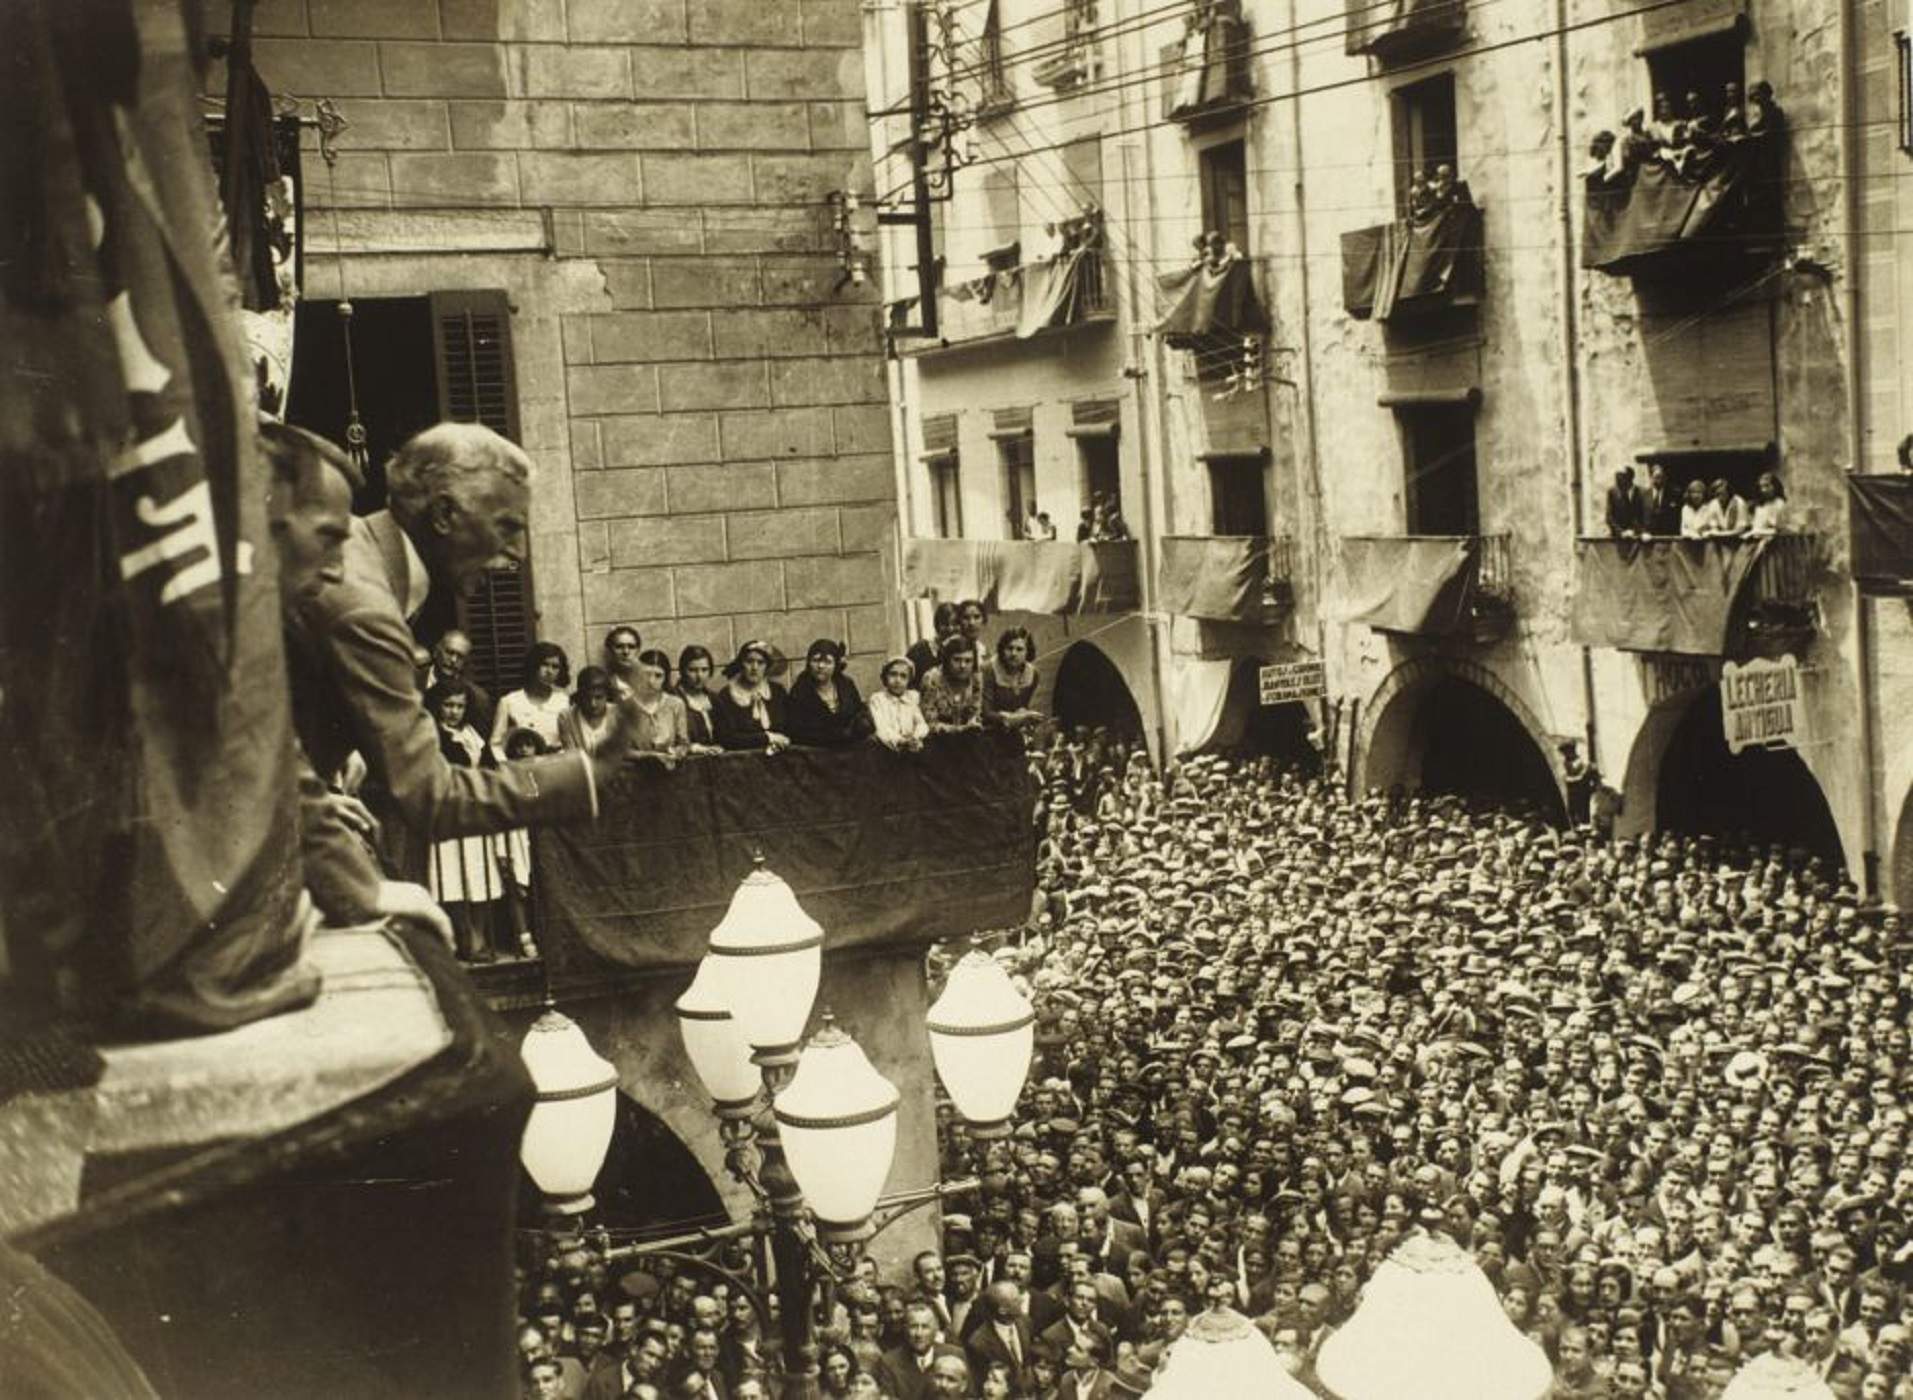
[
  {"xmin": 1638, "ymin": 684, "xmax": 1844, "ymax": 863},
  {"xmin": 1051, "ymin": 640, "xmax": 1145, "ymax": 741},
  {"xmin": 1355, "ymin": 656, "xmax": 1567, "ymax": 823},
  {"xmin": 1894, "ymin": 785, "xmax": 1913, "ymax": 909}
]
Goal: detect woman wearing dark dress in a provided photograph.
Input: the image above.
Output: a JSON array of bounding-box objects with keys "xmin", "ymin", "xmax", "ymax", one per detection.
[
  {"xmin": 673, "ymin": 644, "xmax": 724, "ymax": 755},
  {"xmin": 785, "ymin": 638, "xmax": 873, "ymax": 748},
  {"xmin": 982, "ymin": 626, "xmax": 1043, "ymax": 733},
  {"xmin": 710, "ymin": 639, "xmax": 792, "ymax": 752}
]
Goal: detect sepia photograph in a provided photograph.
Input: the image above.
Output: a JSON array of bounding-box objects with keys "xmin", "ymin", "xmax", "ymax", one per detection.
[{"xmin": 1, "ymin": 0, "xmax": 1910, "ymax": 1396}]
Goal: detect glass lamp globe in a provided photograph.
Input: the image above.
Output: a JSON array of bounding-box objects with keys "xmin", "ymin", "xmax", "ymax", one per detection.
[
  {"xmin": 773, "ymin": 1016, "xmax": 899, "ymax": 1242},
  {"xmin": 1722, "ymin": 1356, "xmax": 1836, "ymax": 1400},
  {"xmin": 675, "ymin": 956, "xmax": 762, "ymax": 1117},
  {"xmin": 926, "ymin": 949, "xmax": 1034, "ymax": 1138},
  {"xmin": 1151, "ymin": 1308, "xmax": 1316, "ymax": 1399},
  {"xmin": 1317, "ymin": 1229, "xmax": 1552, "ymax": 1400},
  {"xmin": 518, "ymin": 1008, "xmax": 619, "ymax": 1215},
  {"xmin": 705, "ymin": 858, "xmax": 823, "ymax": 1066}
]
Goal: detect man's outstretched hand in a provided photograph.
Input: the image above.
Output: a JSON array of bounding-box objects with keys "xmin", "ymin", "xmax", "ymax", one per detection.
[{"xmin": 376, "ymin": 879, "xmax": 455, "ymax": 949}]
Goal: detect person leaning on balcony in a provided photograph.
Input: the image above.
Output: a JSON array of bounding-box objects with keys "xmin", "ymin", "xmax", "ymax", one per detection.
[
  {"xmin": 674, "ymin": 644, "xmax": 725, "ymax": 756},
  {"xmin": 284, "ymin": 421, "xmax": 639, "ymax": 884},
  {"xmin": 908, "ymin": 601, "xmax": 960, "ymax": 687},
  {"xmin": 870, "ymin": 656, "xmax": 930, "ymax": 753},
  {"xmin": 921, "ymin": 635, "xmax": 986, "ymax": 734},
  {"xmin": 786, "ymin": 638, "xmax": 873, "ymax": 749},
  {"xmin": 1748, "ymin": 472, "xmax": 1791, "ymax": 535},
  {"xmin": 711, "ymin": 639, "xmax": 792, "ymax": 753},
  {"xmin": 1706, "ymin": 477, "xmax": 1751, "ymax": 538},
  {"xmin": 625, "ymin": 648, "xmax": 691, "ymax": 769},
  {"xmin": 1605, "ymin": 466, "xmax": 1648, "ymax": 539},
  {"xmin": 1643, "ymin": 462, "xmax": 1683, "ymax": 536},
  {"xmin": 1679, "ymin": 479, "xmax": 1723, "ymax": 539},
  {"xmin": 984, "ymin": 627, "xmax": 1043, "ymax": 734}
]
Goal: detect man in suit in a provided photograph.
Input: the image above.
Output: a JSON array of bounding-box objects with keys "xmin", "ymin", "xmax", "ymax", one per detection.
[
  {"xmin": 1077, "ymin": 1187, "xmax": 1147, "ymax": 1277},
  {"xmin": 285, "ymin": 422, "xmax": 635, "ymax": 882},
  {"xmin": 875, "ymin": 1301, "xmax": 965, "ymax": 1400},
  {"xmin": 964, "ymin": 1281, "xmax": 1037, "ymax": 1396},
  {"xmin": 263, "ymin": 420, "xmax": 451, "ymax": 946},
  {"xmin": 1108, "ymin": 1159, "xmax": 1165, "ymax": 1252},
  {"xmin": 1605, "ymin": 465, "xmax": 1648, "ymax": 538},
  {"xmin": 1040, "ymin": 1280, "xmax": 1114, "ymax": 1374},
  {"xmin": 1643, "ymin": 461, "xmax": 1683, "ymax": 536}
]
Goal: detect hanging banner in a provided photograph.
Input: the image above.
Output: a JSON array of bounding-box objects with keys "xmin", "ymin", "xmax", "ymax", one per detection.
[
  {"xmin": 1259, "ymin": 660, "xmax": 1326, "ymax": 706},
  {"xmin": 1720, "ymin": 655, "xmax": 1804, "ymax": 755}
]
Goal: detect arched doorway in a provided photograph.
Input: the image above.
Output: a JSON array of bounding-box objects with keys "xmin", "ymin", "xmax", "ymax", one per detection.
[
  {"xmin": 1894, "ymin": 786, "xmax": 1913, "ymax": 909},
  {"xmin": 1222, "ymin": 659, "xmax": 1321, "ymax": 768},
  {"xmin": 1655, "ymin": 687, "xmax": 1843, "ymax": 862},
  {"xmin": 1052, "ymin": 642, "xmax": 1144, "ymax": 741},
  {"xmin": 1362, "ymin": 664, "xmax": 1564, "ymax": 824},
  {"xmin": 518, "ymin": 1092, "xmax": 726, "ymax": 1233}
]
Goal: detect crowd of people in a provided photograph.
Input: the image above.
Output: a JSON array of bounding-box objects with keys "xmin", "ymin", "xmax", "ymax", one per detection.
[
  {"xmin": 508, "ymin": 720, "xmax": 1911, "ymax": 1399},
  {"xmin": 1587, "ymin": 81, "xmax": 1785, "ymax": 190}
]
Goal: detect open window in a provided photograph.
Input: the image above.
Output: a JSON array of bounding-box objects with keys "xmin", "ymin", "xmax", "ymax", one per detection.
[
  {"xmin": 1399, "ymin": 402, "xmax": 1479, "ymax": 536},
  {"xmin": 1635, "ymin": 444, "xmax": 1774, "ymax": 505},
  {"xmin": 1392, "ymin": 72, "xmax": 1458, "ymax": 216},
  {"xmin": 1207, "ymin": 449, "xmax": 1269, "ymax": 536},
  {"xmin": 998, "ymin": 432, "xmax": 1037, "ymax": 537},
  {"xmin": 1643, "ymin": 29, "xmax": 1745, "ymax": 124},
  {"xmin": 1199, "ymin": 137, "xmax": 1250, "ymax": 252},
  {"xmin": 980, "ymin": 164, "xmax": 1022, "ymax": 270}
]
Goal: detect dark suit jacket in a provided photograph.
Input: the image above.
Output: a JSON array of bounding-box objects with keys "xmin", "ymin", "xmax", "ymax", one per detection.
[
  {"xmin": 1091, "ymin": 1218, "xmax": 1148, "ymax": 1274},
  {"xmin": 1605, "ymin": 483, "xmax": 1647, "ymax": 536},
  {"xmin": 710, "ymin": 681, "xmax": 792, "ymax": 750},
  {"xmin": 1040, "ymin": 1316, "xmax": 1113, "ymax": 1366},
  {"xmin": 874, "ymin": 1342, "xmax": 966, "ymax": 1400},
  {"xmin": 286, "ymin": 511, "xmax": 594, "ymax": 882},
  {"xmin": 965, "ymin": 1315, "xmax": 1036, "ymax": 1392}
]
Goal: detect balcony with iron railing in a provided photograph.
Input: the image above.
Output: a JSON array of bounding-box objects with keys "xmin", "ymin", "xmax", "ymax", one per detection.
[
  {"xmin": 900, "ymin": 536, "xmax": 1140, "ymax": 615},
  {"xmin": 1338, "ymin": 533, "xmax": 1514, "ymax": 641},
  {"xmin": 912, "ymin": 241, "xmax": 1113, "ymax": 352},
  {"xmin": 1160, "ymin": 0, "xmax": 1253, "ymax": 126},
  {"xmin": 1569, "ymin": 532, "xmax": 1820, "ymax": 657},
  {"xmin": 1156, "ymin": 534, "xmax": 1295, "ymax": 624},
  {"xmin": 1345, "ymin": 0, "xmax": 1465, "ymax": 64}
]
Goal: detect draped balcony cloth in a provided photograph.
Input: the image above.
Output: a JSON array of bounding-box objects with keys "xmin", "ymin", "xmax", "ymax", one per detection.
[
  {"xmin": 1569, "ymin": 537, "xmax": 1774, "ymax": 655},
  {"xmin": 939, "ymin": 268, "xmax": 1021, "ymax": 341},
  {"xmin": 1337, "ymin": 536, "xmax": 1475, "ymax": 634},
  {"xmin": 0, "ymin": 0, "xmax": 308, "ymax": 1034},
  {"xmin": 533, "ymin": 731, "xmax": 1037, "ymax": 979},
  {"xmin": 901, "ymin": 538, "xmax": 1141, "ymax": 614},
  {"xmin": 1848, "ymin": 475, "xmax": 1913, "ymax": 595},
  {"xmin": 1155, "ymin": 257, "xmax": 1270, "ymax": 348},
  {"xmin": 1345, "ymin": 0, "xmax": 1466, "ymax": 57},
  {"xmin": 1157, "ymin": 535, "xmax": 1272, "ymax": 622},
  {"xmin": 1171, "ymin": 658, "xmax": 1237, "ymax": 756},
  {"xmin": 1582, "ymin": 134, "xmax": 1782, "ymax": 274},
  {"xmin": 1342, "ymin": 200, "xmax": 1482, "ymax": 321},
  {"xmin": 1016, "ymin": 248, "xmax": 1097, "ymax": 339}
]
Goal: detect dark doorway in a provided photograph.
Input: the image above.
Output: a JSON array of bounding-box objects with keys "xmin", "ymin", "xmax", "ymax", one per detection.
[
  {"xmin": 518, "ymin": 1093, "xmax": 725, "ymax": 1235},
  {"xmin": 1656, "ymin": 688, "xmax": 1843, "ymax": 862},
  {"xmin": 1212, "ymin": 661, "xmax": 1320, "ymax": 768},
  {"xmin": 1052, "ymin": 643, "xmax": 1143, "ymax": 742},
  {"xmin": 286, "ymin": 295, "xmax": 438, "ymax": 514},
  {"xmin": 1411, "ymin": 677, "xmax": 1563, "ymax": 822}
]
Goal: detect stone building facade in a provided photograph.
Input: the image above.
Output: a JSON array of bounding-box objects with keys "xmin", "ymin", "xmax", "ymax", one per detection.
[{"xmin": 869, "ymin": 0, "xmax": 1913, "ymax": 900}]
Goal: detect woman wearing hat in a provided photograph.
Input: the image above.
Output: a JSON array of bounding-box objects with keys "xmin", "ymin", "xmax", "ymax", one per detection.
[
  {"xmin": 786, "ymin": 639, "xmax": 873, "ymax": 748},
  {"xmin": 711, "ymin": 640, "xmax": 793, "ymax": 752}
]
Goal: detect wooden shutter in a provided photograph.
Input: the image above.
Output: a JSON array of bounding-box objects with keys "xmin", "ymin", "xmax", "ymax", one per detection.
[{"xmin": 429, "ymin": 290, "xmax": 532, "ymax": 701}]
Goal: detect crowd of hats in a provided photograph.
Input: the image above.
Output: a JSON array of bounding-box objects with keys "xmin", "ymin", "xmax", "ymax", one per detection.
[{"xmin": 918, "ymin": 736, "xmax": 1911, "ymax": 1398}]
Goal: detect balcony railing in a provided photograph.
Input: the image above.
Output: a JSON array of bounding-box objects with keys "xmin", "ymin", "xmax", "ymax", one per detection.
[
  {"xmin": 924, "ymin": 246, "xmax": 1112, "ymax": 350},
  {"xmin": 1848, "ymin": 475, "xmax": 1913, "ymax": 596},
  {"xmin": 1341, "ymin": 195, "xmax": 1483, "ymax": 322},
  {"xmin": 1345, "ymin": 0, "xmax": 1465, "ymax": 62},
  {"xmin": 1160, "ymin": 1, "xmax": 1253, "ymax": 125},
  {"xmin": 1157, "ymin": 534, "xmax": 1294, "ymax": 623},
  {"xmin": 1338, "ymin": 533, "xmax": 1513, "ymax": 638},
  {"xmin": 901, "ymin": 536, "xmax": 1141, "ymax": 614},
  {"xmin": 1569, "ymin": 533, "xmax": 1819, "ymax": 656}
]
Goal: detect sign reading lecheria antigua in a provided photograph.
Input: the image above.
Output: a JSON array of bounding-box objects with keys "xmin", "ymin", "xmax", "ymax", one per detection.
[{"xmin": 1719, "ymin": 654, "xmax": 1805, "ymax": 756}]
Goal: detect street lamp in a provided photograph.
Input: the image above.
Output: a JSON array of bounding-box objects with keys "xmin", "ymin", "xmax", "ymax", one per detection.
[
  {"xmin": 517, "ymin": 1006, "xmax": 619, "ymax": 1216},
  {"xmin": 702, "ymin": 855, "xmax": 823, "ymax": 1067},
  {"xmin": 926, "ymin": 950, "xmax": 1035, "ymax": 1140},
  {"xmin": 773, "ymin": 1016, "xmax": 900, "ymax": 1243},
  {"xmin": 1721, "ymin": 1356, "xmax": 1836, "ymax": 1400}
]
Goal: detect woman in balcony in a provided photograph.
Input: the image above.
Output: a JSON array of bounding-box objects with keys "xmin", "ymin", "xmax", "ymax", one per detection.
[
  {"xmin": 711, "ymin": 639, "xmax": 792, "ymax": 753},
  {"xmin": 423, "ymin": 680, "xmax": 506, "ymax": 962},
  {"xmin": 625, "ymin": 648, "xmax": 691, "ymax": 768},
  {"xmin": 870, "ymin": 656, "xmax": 929, "ymax": 752},
  {"xmin": 673, "ymin": 644, "xmax": 725, "ymax": 756},
  {"xmin": 920, "ymin": 635, "xmax": 986, "ymax": 734},
  {"xmin": 1749, "ymin": 472, "xmax": 1791, "ymax": 535},
  {"xmin": 984, "ymin": 627, "xmax": 1043, "ymax": 735},
  {"xmin": 557, "ymin": 666, "xmax": 616, "ymax": 754},
  {"xmin": 491, "ymin": 640, "xmax": 572, "ymax": 756},
  {"xmin": 786, "ymin": 638, "xmax": 872, "ymax": 749},
  {"xmin": 1706, "ymin": 477, "xmax": 1752, "ymax": 538},
  {"xmin": 1679, "ymin": 479, "xmax": 1722, "ymax": 539}
]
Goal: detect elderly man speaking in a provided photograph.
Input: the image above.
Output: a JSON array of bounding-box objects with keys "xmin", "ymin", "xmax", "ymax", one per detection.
[{"xmin": 286, "ymin": 422, "xmax": 634, "ymax": 881}]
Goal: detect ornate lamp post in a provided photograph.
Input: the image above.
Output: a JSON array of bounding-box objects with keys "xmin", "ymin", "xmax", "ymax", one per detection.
[
  {"xmin": 1721, "ymin": 1356, "xmax": 1837, "ymax": 1400},
  {"xmin": 516, "ymin": 857, "xmax": 1033, "ymax": 1400}
]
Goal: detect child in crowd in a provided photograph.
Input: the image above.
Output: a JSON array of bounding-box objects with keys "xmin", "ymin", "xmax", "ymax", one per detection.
[{"xmin": 869, "ymin": 655, "xmax": 928, "ymax": 752}]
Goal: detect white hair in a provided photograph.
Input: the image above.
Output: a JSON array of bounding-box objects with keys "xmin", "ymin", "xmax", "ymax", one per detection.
[{"xmin": 385, "ymin": 422, "xmax": 530, "ymax": 527}]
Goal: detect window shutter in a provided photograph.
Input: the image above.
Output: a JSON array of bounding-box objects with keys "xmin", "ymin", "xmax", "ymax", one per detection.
[{"xmin": 429, "ymin": 290, "xmax": 533, "ymax": 701}]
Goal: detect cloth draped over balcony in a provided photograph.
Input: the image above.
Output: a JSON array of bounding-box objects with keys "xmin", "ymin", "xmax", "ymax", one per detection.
[
  {"xmin": 0, "ymin": 0, "xmax": 308, "ymax": 1035},
  {"xmin": 1337, "ymin": 537, "xmax": 1475, "ymax": 634},
  {"xmin": 1342, "ymin": 198, "xmax": 1482, "ymax": 320},
  {"xmin": 1569, "ymin": 537, "xmax": 1780, "ymax": 654},
  {"xmin": 1848, "ymin": 475, "xmax": 1913, "ymax": 595},
  {"xmin": 1344, "ymin": 0, "xmax": 1466, "ymax": 58},
  {"xmin": 1163, "ymin": 3, "xmax": 1252, "ymax": 120},
  {"xmin": 1172, "ymin": 657, "xmax": 1237, "ymax": 755},
  {"xmin": 902, "ymin": 538, "xmax": 1141, "ymax": 613},
  {"xmin": 1016, "ymin": 247, "xmax": 1101, "ymax": 338},
  {"xmin": 1582, "ymin": 132, "xmax": 1782, "ymax": 274},
  {"xmin": 1155, "ymin": 256, "xmax": 1269, "ymax": 348},
  {"xmin": 1157, "ymin": 535, "xmax": 1275, "ymax": 622},
  {"xmin": 533, "ymin": 731, "xmax": 1036, "ymax": 978}
]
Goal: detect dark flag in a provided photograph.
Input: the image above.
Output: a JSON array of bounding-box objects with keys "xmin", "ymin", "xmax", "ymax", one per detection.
[{"xmin": 0, "ymin": 0, "xmax": 313, "ymax": 1033}]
